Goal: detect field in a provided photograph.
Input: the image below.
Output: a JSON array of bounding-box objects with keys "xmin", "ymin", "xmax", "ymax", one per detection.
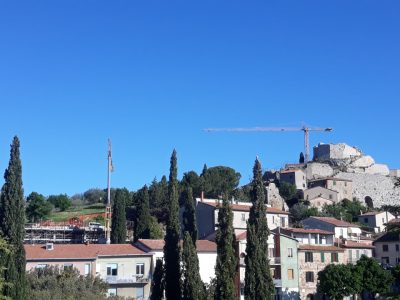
[{"xmin": 48, "ymin": 204, "xmax": 106, "ymax": 222}]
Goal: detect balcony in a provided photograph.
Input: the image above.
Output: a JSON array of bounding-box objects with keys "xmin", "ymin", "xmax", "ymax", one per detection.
[
  {"xmin": 270, "ymin": 257, "xmax": 281, "ymax": 265},
  {"xmin": 104, "ymin": 275, "xmax": 149, "ymax": 284},
  {"xmin": 273, "ymin": 279, "xmax": 282, "ymax": 287}
]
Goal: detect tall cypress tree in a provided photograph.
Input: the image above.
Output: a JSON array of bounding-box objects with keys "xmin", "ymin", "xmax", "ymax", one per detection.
[
  {"xmin": 111, "ymin": 189, "xmax": 127, "ymax": 244},
  {"xmin": 182, "ymin": 232, "xmax": 204, "ymax": 300},
  {"xmin": 214, "ymin": 195, "xmax": 236, "ymax": 300},
  {"xmin": 163, "ymin": 149, "xmax": 181, "ymax": 299},
  {"xmin": 244, "ymin": 158, "xmax": 274, "ymax": 300},
  {"xmin": 182, "ymin": 186, "xmax": 198, "ymax": 244},
  {"xmin": 150, "ymin": 259, "xmax": 165, "ymax": 300},
  {"xmin": 134, "ymin": 185, "xmax": 151, "ymax": 242},
  {"xmin": 0, "ymin": 136, "xmax": 26, "ymax": 300}
]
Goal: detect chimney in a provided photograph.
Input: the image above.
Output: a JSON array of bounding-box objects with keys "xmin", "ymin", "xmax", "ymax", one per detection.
[
  {"xmin": 45, "ymin": 243, "xmax": 54, "ymax": 251},
  {"xmin": 201, "ymin": 191, "xmax": 204, "ymax": 202}
]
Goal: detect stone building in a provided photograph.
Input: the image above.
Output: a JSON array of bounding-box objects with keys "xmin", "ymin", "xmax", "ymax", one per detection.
[
  {"xmin": 373, "ymin": 231, "xmax": 400, "ymax": 266},
  {"xmin": 280, "ymin": 169, "xmax": 307, "ymax": 190},
  {"xmin": 308, "ymin": 177, "xmax": 353, "ymax": 201}
]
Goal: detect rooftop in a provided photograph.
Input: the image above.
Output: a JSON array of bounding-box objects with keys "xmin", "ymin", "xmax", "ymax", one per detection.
[
  {"xmin": 341, "ymin": 241, "xmax": 375, "ymax": 249},
  {"xmin": 25, "ymin": 244, "xmax": 146, "ymax": 260},
  {"xmin": 359, "ymin": 211, "xmax": 389, "ymax": 217},
  {"xmin": 374, "ymin": 231, "xmax": 400, "ymax": 243},
  {"xmin": 309, "ymin": 177, "xmax": 352, "ymax": 182},
  {"xmin": 136, "ymin": 239, "xmax": 217, "ymax": 252},
  {"xmin": 306, "ymin": 217, "xmax": 359, "ymax": 228},
  {"xmin": 299, "ymin": 244, "xmax": 344, "ymax": 252},
  {"xmin": 281, "ymin": 228, "xmax": 334, "ymax": 235},
  {"xmin": 199, "ymin": 201, "xmax": 290, "ymax": 215}
]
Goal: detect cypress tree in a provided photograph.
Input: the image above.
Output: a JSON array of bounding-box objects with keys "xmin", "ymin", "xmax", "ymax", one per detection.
[
  {"xmin": 299, "ymin": 152, "xmax": 305, "ymax": 164},
  {"xmin": 182, "ymin": 232, "xmax": 204, "ymax": 300},
  {"xmin": 214, "ymin": 195, "xmax": 236, "ymax": 300},
  {"xmin": 244, "ymin": 158, "xmax": 274, "ymax": 300},
  {"xmin": 163, "ymin": 149, "xmax": 181, "ymax": 299},
  {"xmin": 182, "ymin": 186, "xmax": 198, "ymax": 244},
  {"xmin": 0, "ymin": 136, "xmax": 26, "ymax": 300},
  {"xmin": 134, "ymin": 185, "xmax": 151, "ymax": 242},
  {"xmin": 150, "ymin": 259, "xmax": 165, "ymax": 300},
  {"xmin": 111, "ymin": 189, "xmax": 127, "ymax": 244}
]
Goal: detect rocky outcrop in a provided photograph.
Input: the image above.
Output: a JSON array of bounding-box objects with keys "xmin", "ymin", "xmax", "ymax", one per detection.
[{"xmin": 265, "ymin": 183, "xmax": 288, "ymax": 210}]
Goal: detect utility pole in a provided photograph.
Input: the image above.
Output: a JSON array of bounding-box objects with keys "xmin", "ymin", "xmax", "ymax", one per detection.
[{"xmin": 105, "ymin": 139, "xmax": 113, "ymax": 244}]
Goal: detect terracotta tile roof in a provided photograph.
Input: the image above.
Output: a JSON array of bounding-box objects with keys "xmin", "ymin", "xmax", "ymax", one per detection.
[
  {"xmin": 308, "ymin": 217, "xmax": 359, "ymax": 228},
  {"xmin": 359, "ymin": 211, "xmax": 384, "ymax": 216},
  {"xmin": 25, "ymin": 244, "xmax": 147, "ymax": 260},
  {"xmin": 341, "ymin": 241, "xmax": 375, "ymax": 249},
  {"xmin": 200, "ymin": 201, "xmax": 289, "ymax": 214},
  {"xmin": 298, "ymin": 244, "xmax": 344, "ymax": 252},
  {"xmin": 236, "ymin": 231, "xmax": 247, "ymax": 241},
  {"xmin": 136, "ymin": 239, "xmax": 217, "ymax": 252},
  {"xmin": 282, "ymin": 228, "xmax": 334, "ymax": 235},
  {"xmin": 280, "ymin": 169, "xmax": 301, "ymax": 174}
]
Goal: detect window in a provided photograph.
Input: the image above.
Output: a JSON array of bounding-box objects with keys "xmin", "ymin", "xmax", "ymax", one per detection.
[
  {"xmin": 288, "ymin": 248, "xmax": 293, "ymax": 258},
  {"xmin": 356, "ymin": 250, "xmax": 360, "ymax": 259},
  {"xmin": 136, "ymin": 263, "xmax": 145, "ymax": 276},
  {"xmin": 107, "ymin": 264, "xmax": 118, "ymax": 276},
  {"xmin": 333, "ymin": 180, "xmax": 336, "ymax": 185},
  {"xmin": 383, "ymin": 245, "xmax": 389, "ymax": 252},
  {"xmin": 397, "ymin": 257, "xmax": 400, "ymax": 264},
  {"xmin": 305, "ymin": 272, "xmax": 314, "ymax": 282},
  {"xmin": 331, "ymin": 252, "xmax": 339, "ymax": 262},
  {"xmin": 241, "ymin": 213, "xmax": 246, "ymax": 221},
  {"xmin": 321, "ymin": 252, "xmax": 325, "ymax": 262},
  {"xmin": 340, "ymin": 228, "xmax": 344, "ymax": 237},
  {"xmin": 36, "ymin": 264, "xmax": 48, "ymax": 269},
  {"xmin": 136, "ymin": 287, "xmax": 144, "ymax": 300},
  {"xmin": 345, "ymin": 182, "xmax": 347, "ymax": 187},
  {"xmin": 281, "ymin": 217, "xmax": 286, "ymax": 227},
  {"xmin": 63, "ymin": 263, "xmax": 73, "ymax": 271},
  {"xmin": 305, "ymin": 252, "xmax": 313, "ymax": 262},
  {"xmin": 364, "ymin": 218, "xmax": 368, "ymax": 223},
  {"xmin": 396, "ymin": 244, "xmax": 399, "ymax": 252},
  {"xmin": 382, "ymin": 218, "xmax": 385, "ymax": 223},
  {"xmin": 84, "ymin": 263, "xmax": 91, "ymax": 276},
  {"xmin": 382, "ymin": 257, "xmax": 389, "ymax": 264},
  {"xmin": 287, "ymin": 269, "xmax": 294, "ymax": 280},
  {"xmin": 107, "ymin": 288, "xmax": 117, "ymax": 297},
  {"xmin": 329, "ymin": 194, "xmax": 333, "ymax": 200},
  {"xmin": 348, "ymin": 250, "xmax": 353, "ymax": 263}
]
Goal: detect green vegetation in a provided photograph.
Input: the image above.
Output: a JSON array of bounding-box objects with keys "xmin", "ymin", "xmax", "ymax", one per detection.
[
  {"xmin": 0, "ymin": 238, "xmax": 12, "ymax": 300},
  {"xmin": 214, "ymin": 195, "xmax": 237, "ymax": 300},
  {"xmin": 290, "ymin": 203, "xmax": 319, "ymax": 225},
  {"xmin": 111, "ymin": 189, "xmax": 128, "ymax": 244},
  {"xmin": 47, "ymin": 194, "xmax": 72, "ymax": 212},
  {"xmin": 202, "ymin": 166, "xmax": 241, "ymax": 198},
  {"xmin": 26, "ymin": 266, "xmax": 108, "ymax": 300},
  {"xmin": 134, "ymin": 186, "xmax": 152, "ymax": 241},
  {"xmin": 47, "ymin": 204, "xmax": 106, "ymax": 222},
  {"xmin": 182, "ymin": 232, "xmax": 204, "ymax": 300},
  {"xmin": 278, "ymin": 182, "xmax": 297, "ymax": 200},
  {"xmin": 163, "ymin": 149, "xmax": 182, "ymax": 300},
  {"xmin": 244, "ymin": 159, "xmax": 274, "ymax": 300},
  {"xmin": 0, "ymin": 136, "xmax": 26, "ymax": 300},
  {"xmin": 26, "ymin": 192, "xmax": 52, "ymax": 222},
  {"xmin": 321, "ymin": 198, "xmax": 367, "ymax": 222},
  {"xmin": 150, "ymin": 259, "xmax": 165, "ymax": 300},
  {"xmin": 182, "ymin": 186, "xmax": 198, "ymax": 243}
]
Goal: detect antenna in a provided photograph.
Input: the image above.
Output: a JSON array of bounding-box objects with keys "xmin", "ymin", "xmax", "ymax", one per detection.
[{"xmin": 105, "ymin": 139, "xmax": 113, "ymax": 244}]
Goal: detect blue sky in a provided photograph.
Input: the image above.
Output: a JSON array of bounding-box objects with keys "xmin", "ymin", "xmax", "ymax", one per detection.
[{"xmin": 0, "ymin": 1, "xmax": 399, "ymax": 197}]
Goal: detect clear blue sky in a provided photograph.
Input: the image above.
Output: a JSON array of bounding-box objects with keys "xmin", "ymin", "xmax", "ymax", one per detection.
[{"xmin": 0, "ymin": 1, "xmax": 399, "ymax": 197}]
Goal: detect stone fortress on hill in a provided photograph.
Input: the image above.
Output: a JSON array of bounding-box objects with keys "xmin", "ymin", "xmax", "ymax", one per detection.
[{"xmin": 269, "ymin": 143, "xmax": 400, "ymax": 208}]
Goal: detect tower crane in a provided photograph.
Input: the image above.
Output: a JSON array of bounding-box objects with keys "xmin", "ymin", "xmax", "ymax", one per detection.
[{"xmin": 204, "ymin": 126, "xmax": 333, "ymax": 163}]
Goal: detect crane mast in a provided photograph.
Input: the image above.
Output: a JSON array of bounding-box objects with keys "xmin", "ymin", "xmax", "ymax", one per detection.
[
  {"xmin": 105, "ymin": 139, "xmax": 112, "ymax": 244},
  {"xmin": 205, "ymin": 126, "xmax": 332, "ymax": 163}
]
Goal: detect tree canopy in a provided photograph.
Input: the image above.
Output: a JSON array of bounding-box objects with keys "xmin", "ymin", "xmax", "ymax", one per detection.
[
  {"xmin": 202, "ymin": 166, "xmax": 241, "ymax": 198},
  {"xmin": 26, "ymin": 192, "xmax": 52, "ymax": 222}
]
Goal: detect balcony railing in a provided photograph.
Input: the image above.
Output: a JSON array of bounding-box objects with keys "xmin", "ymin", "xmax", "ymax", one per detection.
[{"xmin": 105, "ymin": 275, "xmax": 149, "ymax": 284}]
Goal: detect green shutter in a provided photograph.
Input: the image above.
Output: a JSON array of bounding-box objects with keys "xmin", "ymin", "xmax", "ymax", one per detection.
[{"xmin": 321, "ymin": 252, "xmax": 325, "ymax": 262}]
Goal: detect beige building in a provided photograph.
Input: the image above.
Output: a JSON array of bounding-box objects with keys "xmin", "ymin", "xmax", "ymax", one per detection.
[
  {"xmin": 308, "ymin": 177, "xmax": 353, "ymax": 201},
  {"xmin": 25, "ymin": 243, "xmax": 152, "ymax": 299},
  {"xmin": 303, "ymin": 186, "xmax": 338, "ymax": 203},
  {"xmin": 373, "ymin": 231, "xmax": 400, "ymax": 266},
  {"xmin": 196, "ymin": 198, "xmax": 290, "ymax": 238},
  {"xmin": 280, "ymin": 169, "xmax": 307, "ymax": 190},
  {"xmin": 302, "ymin": 217, "xmax": 362, "ymax": 241},
  {"xmin": 358, "ymin": 211, "xmax": 395, "ymax": 233}
]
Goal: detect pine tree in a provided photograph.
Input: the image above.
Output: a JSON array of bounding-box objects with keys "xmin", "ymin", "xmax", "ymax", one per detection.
[
  {"xmin": 0, "ymin": 136, "xmax": 26, "ymax": 300},
  {"xmin": 182, "ymin": 232, "xmax": 204, "ymax": 300},
  {"xmin": 134, "ymin": 185, "xmax": 151, "ymax": 242},
  {"xmin": 163, "ymin": 149, "xmax": 182, "ymax": 299},
  {"xmin": 111, "ymin": 189, "xmax": 127, "ymax": 244},
  {"xmin": 214, "ymin": 195, "xmax": 236, "ymax": 300},
  {"xmin": 150, "ymin": 259, "xmax": 165, "ymax": 300},
  {"xmin": 244, "ymin": 158, "xmax": 274, "ymax": 300},
  {"xmin": 182, "ymin": 186, "xmax": 198, "ymax": 244}
]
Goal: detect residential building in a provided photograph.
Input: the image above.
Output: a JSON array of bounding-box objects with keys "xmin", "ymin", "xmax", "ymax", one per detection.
[
  {"xmin": 135, "ymin": 239, "xmax": 217, "ymax": 284},
  {"xmin": 25, "ymin": 243, "xmax": 152, "ymax": 299},
  {"xmin": 196, "ymin": 198, "xmax": 290, "ymax": 239},
  {"xmin": 341, "ymin": 240, "xmax": 374, "ymax": 264},
  {"xmin": 303, "ymin": 186, "xmax": 338, "ymax": 203},
  {"xmin": 277, "ymin": 228, "xmax": 344, "ymax": 300},
  {"xmin": 236, "ymin": 231, "xmax": 300, "ymax": 300},
  {"xmin": 280, "ymin": 169, "xmax": 307, "ymax": 190},
  {"xmin": 358, "ymin": 211, "xmax": 395, "ymax": 233},
  {"xmin": 308, "ymin": 177, "xmax": 353, "ymax": 201},
  {"xmin": 373, "ymin": 231, "xmax": 400, "ymax": 266},
  {"xmin": 302, "ymin": 217, "xmax": 361, "ymax": 240}
]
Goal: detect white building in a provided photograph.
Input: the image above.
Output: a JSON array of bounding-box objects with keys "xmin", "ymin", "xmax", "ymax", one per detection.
[
  {"xmin": 135, "ymin": 239, "xmax": 217, "ymax": 284},
  {"xmin": 358, "ymin": 211, "xmax": 395, "ymax": 233},
  {"xmin": 302, "ymin": 217, "xmax": 362, "ymax": 240},
  {"xmin": 196, "ymin": 198, "xmax": 290, "ymax": 239}
]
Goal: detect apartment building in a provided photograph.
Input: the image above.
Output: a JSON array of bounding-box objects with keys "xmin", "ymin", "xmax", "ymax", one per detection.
[
  {"xmin": 308, "ymin": 177, "xmax": 353, "ymax": 201},
  {"xmin": 280, "ymin": 169, "xmax": 307, "ymax": 190},
  {"xmin": 25, "ymin": 243, "xmax": 152, "ymax": 299},
  {"xmin": 358, "ymin": 211, "xmax": 395, "ymax": 233},
  {"xmin": 302, "ymin": 217, "xmax": 361, "ymax": 240},
  {"xmin": 373, "ymin": 231, "xmax": 400, "ymax": 266}
]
